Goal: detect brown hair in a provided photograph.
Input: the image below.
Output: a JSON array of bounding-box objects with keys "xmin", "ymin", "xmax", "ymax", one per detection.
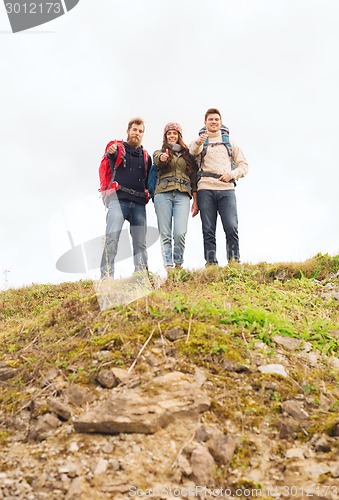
[
  {"xmin": 127, "ymin": 117, "xmax": 145, "ymax": 131},
  {"xmin": 162, "ymin": 131, "xmax": 194, "ymax": 174},
  {"xmin": 204, "ymin": 108, "xmax": 221, "ymax": 121}
]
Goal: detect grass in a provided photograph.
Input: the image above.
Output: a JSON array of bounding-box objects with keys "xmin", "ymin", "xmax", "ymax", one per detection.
[{"xmin": 0, "ymin": 253, "xmax": 338, "ymax": 460}]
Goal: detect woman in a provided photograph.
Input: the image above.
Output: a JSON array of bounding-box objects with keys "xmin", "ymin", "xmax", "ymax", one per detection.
[{"xmin": 153, "ymin": 122, "xmax": 199, "ymax": 270}]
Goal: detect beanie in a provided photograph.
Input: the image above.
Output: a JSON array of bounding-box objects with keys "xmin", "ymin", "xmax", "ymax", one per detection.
[{"xmin": 164, "ymin": 122, "xmax": 182, "ymax": 135}]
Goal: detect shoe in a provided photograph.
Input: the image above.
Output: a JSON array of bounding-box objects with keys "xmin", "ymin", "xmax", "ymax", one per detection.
[
  {"xmin": 165, "ymin": 265, "xmax": 173, "ymax": 270},
  {"xmin": 175, "ymin": 264, "xmax": 183, "ymax": 269},
  {"xmin": 205, "ymin": 261, "xmax": 218, "ymax": 267}
]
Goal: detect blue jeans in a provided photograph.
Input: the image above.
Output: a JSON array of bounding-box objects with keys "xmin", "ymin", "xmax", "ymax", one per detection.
[
  {"xmin": 154, "ymin": 191, "xmax": 190, "ymax": 267},
  {"xmin": 198, "ymin": 189, "xmax": 239, "ymax": 264},
  {"xmin": 100, "ymin": 197, "xmax": 148, "ymax": 278}
]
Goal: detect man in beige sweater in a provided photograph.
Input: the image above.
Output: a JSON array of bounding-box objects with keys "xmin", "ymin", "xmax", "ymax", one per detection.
[{"xmin": 189, "ymin": 108, "xmax": 248, "ymax": 265}]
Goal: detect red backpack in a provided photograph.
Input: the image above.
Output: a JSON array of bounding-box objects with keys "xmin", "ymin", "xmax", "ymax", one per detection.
[{"xmin": 99, "ymin": 140, "xmax": 150, "ymax": 207}]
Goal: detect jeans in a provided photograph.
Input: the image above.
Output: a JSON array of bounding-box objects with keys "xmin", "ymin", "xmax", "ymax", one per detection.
[
  {"xmin": 100, "ymin": 197, "xmax": 148, "ymax": 278},
  {"xmin": 198, "ymin": 189, "xmax": 239, "ymax": 264},
  {"xmin": 154, "ymin": 191, "xmax": 190, "ymax": 267}
]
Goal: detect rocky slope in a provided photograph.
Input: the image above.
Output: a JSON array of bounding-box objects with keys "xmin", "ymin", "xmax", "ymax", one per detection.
[{"xmin": 0, "ymin": 255, "xmax": 339, "ymax": 499}]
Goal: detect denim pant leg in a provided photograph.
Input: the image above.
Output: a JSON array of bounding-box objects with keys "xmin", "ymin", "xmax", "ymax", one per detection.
[
  {"xmin": 198, "ymin": 190, "xmax": 218, "ymax": 264},
  {"xmin": 154, "ymin": 192, "xmax": 174, "ymax": 267},
  {"xmin": 218, "ymin": 190, "xmax": 240, "ymax": 261},
  {"xmin": 128, "ymin": 202, "xmax": 148, "ymax": 272},
  {"xmin": 100, "ymin": 198, "xmax": 126, "ymax": 278},
  {"xmin": 172, "ymin": 192, "xmax": 190, "ymax": 265}
]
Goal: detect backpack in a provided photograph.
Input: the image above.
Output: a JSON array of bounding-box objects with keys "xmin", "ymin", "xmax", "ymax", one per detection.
[
  {"xmin": 198, "ymin": 125, "xmax": 236, "ymax": 185},
  {"xmin": 146, "ymin": 164, "xmax": 158, "ymax": 202},
  {"xmin": 99, "ymin": 140, "xmax": 149, "ymax": 207}
]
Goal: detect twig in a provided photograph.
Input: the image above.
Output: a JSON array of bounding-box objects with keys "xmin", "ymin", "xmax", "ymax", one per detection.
[
  {"xmin": 128, "ymin": 328, "xmax": 155, "ymax": 373},
  {"xmin": 170, "ymin": 431, "xmax": 196, "ymax": 469},
  {"xmin": 158, "ymin": 322, "xmax": 167, "ymax": 359},
  {"xmin": 185, "ymin": 312, "xmax": 193, "ymax": 343},
  {"xmin": 241, "ymin": 328, "xmax": 248, "ymax": 345}
]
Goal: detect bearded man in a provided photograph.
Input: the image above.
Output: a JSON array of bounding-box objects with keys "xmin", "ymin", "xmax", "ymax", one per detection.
[{"xmin": 100, "ymin": 117, "xmax": 152, "ymax": 279}]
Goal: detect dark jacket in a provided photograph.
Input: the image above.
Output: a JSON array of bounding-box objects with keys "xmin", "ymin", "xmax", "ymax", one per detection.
[{"xmin": 108, "ymin": 142, "xmax": 151, "ymax": 205}]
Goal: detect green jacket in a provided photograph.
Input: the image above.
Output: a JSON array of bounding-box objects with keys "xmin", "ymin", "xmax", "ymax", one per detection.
[{"xmin": 153, "ymin": 150, "xmax": 197, "ymax": 198}]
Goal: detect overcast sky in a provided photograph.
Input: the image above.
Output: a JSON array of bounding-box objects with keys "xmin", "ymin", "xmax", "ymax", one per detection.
[{"xmin": 1, "ymin": 0, "xmax": 338, "ymax": 290}]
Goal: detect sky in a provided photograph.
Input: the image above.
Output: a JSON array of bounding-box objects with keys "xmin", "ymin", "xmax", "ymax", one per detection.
[{"xmin": 1, "ymin": 0, "xmax": 339, "ymax": 290}]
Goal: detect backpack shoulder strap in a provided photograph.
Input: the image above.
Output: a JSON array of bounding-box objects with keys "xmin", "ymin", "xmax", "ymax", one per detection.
[
  {"xmin": 221, "ymin": 128, "xmax": 236, "ymax": 171},
  {"xmin": 143, "ymin": 149, "xmax": 149, "ymax": 176},
  {"xmin": 106, "ymin": 140, "xmax": 126, "ymax": 183}
]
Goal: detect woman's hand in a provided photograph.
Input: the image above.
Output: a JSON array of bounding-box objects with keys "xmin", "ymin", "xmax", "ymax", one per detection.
[{"xmin": 160, "ymin": 148, "xmax": 169, "ymax": 162}]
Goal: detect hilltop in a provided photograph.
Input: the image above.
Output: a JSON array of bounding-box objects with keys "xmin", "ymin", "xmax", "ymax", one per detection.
[{"xmin": 0, "ymin": 254, "xmax": 339, "ymax": 499}]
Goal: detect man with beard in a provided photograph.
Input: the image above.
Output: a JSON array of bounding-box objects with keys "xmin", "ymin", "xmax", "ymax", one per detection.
[{"xmin": 100, "ymin": 117, "xmax": 152, "ymax": 279}]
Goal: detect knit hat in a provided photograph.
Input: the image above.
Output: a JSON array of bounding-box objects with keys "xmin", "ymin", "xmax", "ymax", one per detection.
[{"xmin": 164, "ymin": 122, "xmax": 182, "ymax": 135}]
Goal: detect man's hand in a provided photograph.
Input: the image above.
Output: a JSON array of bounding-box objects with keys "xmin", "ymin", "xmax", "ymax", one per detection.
[
  {"xmin": 160, "ymin": 148, "xmax": 169, "ymax": 162},
  {"xmin": 107, "ymin": 140, "xmax": 118, "ymax": 155},
  {"xmin": 219, "ymin": 172, "xmax": 232, "ymax": 183},
  {"xmin": 197, "ymin": 131, "xmax": 208, "ymax": 145}
]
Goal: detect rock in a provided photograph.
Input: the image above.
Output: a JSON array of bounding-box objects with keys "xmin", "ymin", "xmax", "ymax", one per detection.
[
  {"xmin": 58, "ymin": 460, "xmax": 79, "ymax": 478},
  {"xmin": 74, "ymin": 371, "xmax": 210, "ymax": 435},
  {"xmin": 195, "ymin": 425, "xmax": 215, "ymax": 443},
  {"xmin": 47, "ymin": 398, "xmax": 72, "ymax": 420},
  {"xmin": 64, "ymin": 385, "xmax": 96, "ymax": 407},
  {"xmin": 279, "ymin": 417, "xmax": 301, "ymax": 439},
  {"xmin": 303, "ymin": 352, "xmax": 319, "ymax": 366},
  {"xmin": 0, "ymin": 367, "xmax": 19, "ymax": 381},
  {"xmin": 330, "ymin": 422, "xmax": 339, "ymax": 436},
  {"xmin": 101, "ymin": 442, "xmax": 114, "ymax": 453},
  {"xmin": 163, "ymin": 326, "xmax": 185, "ymax": 341},
  {"xmin": 282, "ymin": 400, "xmax": 309, "ymax": 421},
  {"xmin": 304, "ymin": 462, "xmax": 331, "ymax": 477},
  {"xmin": 67, "ymin": 442, "xmax": 79, "ymax": 453},
  {"xmin": 258, "ymin": 364, "xmax": 288, "ymax": 377},
  {"xmin": 91, "ymin": 458, "xmax": 109, "ymax": 476},
  {"xmin": 65, "ymin": 477, "xmax": 91, "ymax": 500},
  {"xmin": 314, "ymin": 435, "xmax": 331, "ymax": 452},
  {"xmin": 272, "ymin": 335, "xmax": 302, "ymax": 350},
  {"xmin": 176, "ymin": 455, "xmax": 192, "ymax": 476},
  {"xmin": 111, "ymin": 368, "xmax": 130, "ymax": 385},
  {"xmin": 254, "ymin": 341, "xmax": 269, "ymax": 350},
  {"xmin": 223, "ymin": 360, "xmax": 250, "ymax": 373},
  {"xmin": 28, "ymin": 413, "xmax": 61, "ymax": 441},
  {"xmin": 189, "ymin": 444, "xmax": 215, "ymax": 484},
  {"xmin": 329, "ymin": 356, "xmax": 339, "ymax": 369},
  {"xmin": 96, "ymin": 369, "xmax": 117, "ymax": 389},
  {"xmin": 194, "ymin": 367, "xmax": 207, "ymax": 387},
  {"xmin": 286, "ymin": 447, "xmax": 305, "ymax": 459},
  {"xmin": 301, "ymin": 342, "xmax": 313, "ymax": 352},
  {"xmin": 40, "ymin": 367, "xmax": 59, "ymax": 387},
  {"xmin": 206, "ymin": 433, "xmax": 237, "ymax": 465}
]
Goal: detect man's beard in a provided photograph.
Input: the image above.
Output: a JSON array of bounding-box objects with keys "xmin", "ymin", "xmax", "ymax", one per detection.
[{"xmin": 127, "ymin": 135, "xmax": 142, "ymax": 148}]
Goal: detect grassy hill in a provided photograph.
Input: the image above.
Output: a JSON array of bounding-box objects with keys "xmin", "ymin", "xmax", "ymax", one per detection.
[{"xmin": 0, "ymin": 253, "xmax": 339, "ymax": 497}]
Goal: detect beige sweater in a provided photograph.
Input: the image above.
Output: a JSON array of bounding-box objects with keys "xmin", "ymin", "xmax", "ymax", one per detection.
[{"xmin": 189, "ymin": 131, "xmax": 249, "ymax": 191}]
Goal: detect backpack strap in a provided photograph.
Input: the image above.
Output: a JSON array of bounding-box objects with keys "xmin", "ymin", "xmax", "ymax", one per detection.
[
  {"xmin": 198, "ymin": 125, "xmax": 236, "ymax": 176},
  {"xmin": 221, "ymin": 133, "xmax": 236, "ymax": 171},
  {"xmin": 108, "ymin": 141, "xmax": 126, "ymax": 187},
  {"xmin": 143, "ymin": 149, "xmax": 149, "ymax": 176}
]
